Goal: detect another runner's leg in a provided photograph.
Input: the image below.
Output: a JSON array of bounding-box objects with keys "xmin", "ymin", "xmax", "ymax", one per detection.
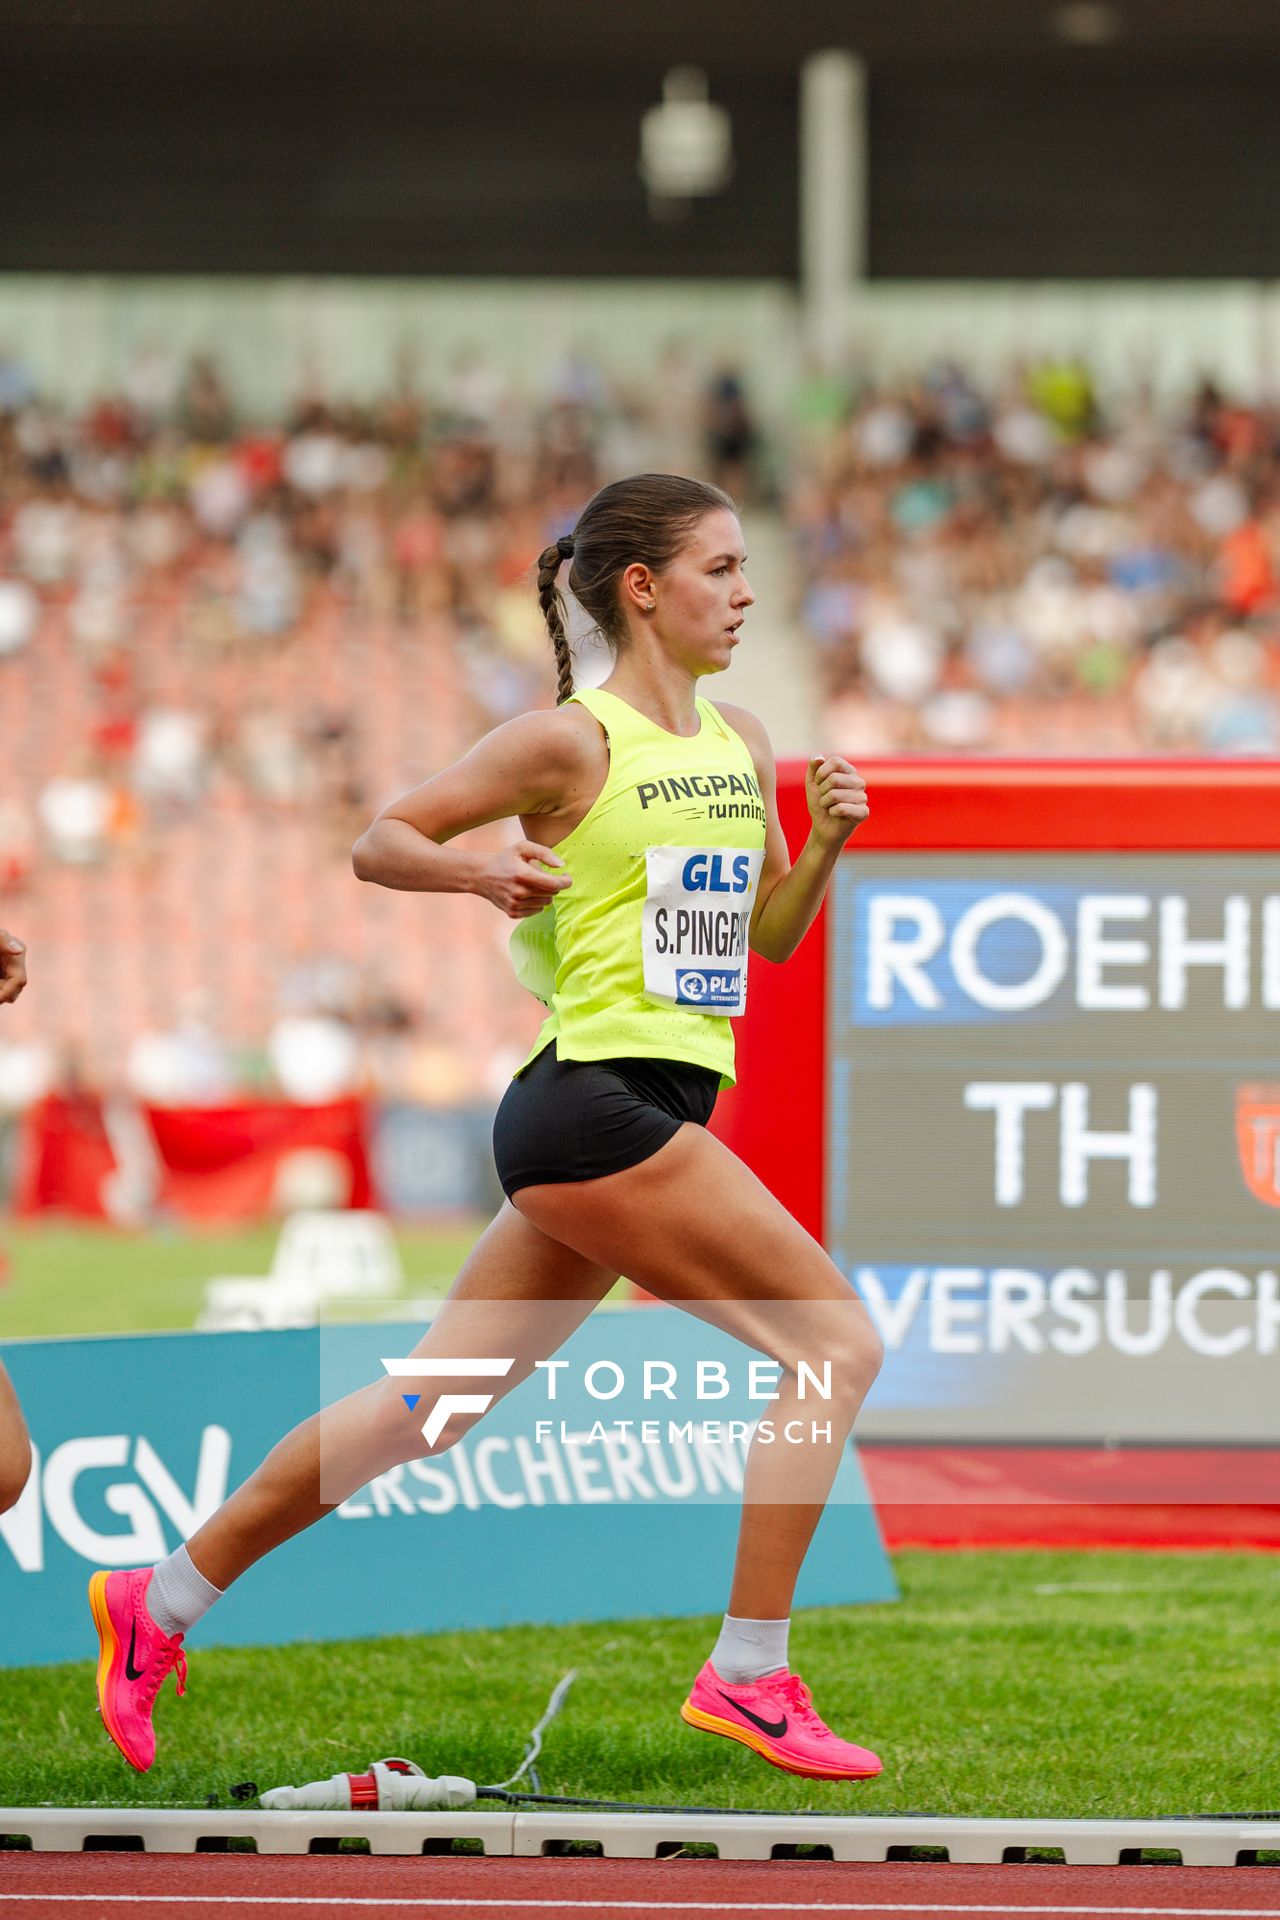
[{"xmin": 0, "ymin": 1361, "xmax": 31, "ymax": 1514}]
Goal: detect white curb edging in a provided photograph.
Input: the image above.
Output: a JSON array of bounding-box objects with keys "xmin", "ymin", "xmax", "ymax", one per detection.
[
  {"xmin": 511, "ymin": 1812, "xmax": 1276, "ymax": 1866},
  {"xmin": 0, "ymin": 1809, "xmax": 514, "ymax": 1857},
  {"xmin": 0, "ymin": 1808, "xmax": 1276, "ymax": 1865}
]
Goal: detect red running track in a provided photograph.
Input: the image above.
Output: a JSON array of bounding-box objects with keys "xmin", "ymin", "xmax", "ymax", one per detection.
[{"xmin": 1, "ymin": 1856, "xmax": 1279, "ymax": 1920}]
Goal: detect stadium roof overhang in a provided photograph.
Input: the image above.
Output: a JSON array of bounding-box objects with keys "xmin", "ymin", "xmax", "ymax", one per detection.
[{"xmin": 5, "ymin": 0, "xmax": 1280, "ymax": 69}]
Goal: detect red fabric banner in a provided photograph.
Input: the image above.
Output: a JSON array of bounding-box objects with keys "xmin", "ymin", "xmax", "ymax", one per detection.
[{"xmin": 14, "ymin": 1093, "xmax": 375, "ymax": 1225}]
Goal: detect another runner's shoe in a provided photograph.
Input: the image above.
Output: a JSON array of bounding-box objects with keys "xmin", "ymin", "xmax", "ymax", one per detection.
[
  {"xmin": 88, "ymin": 1568, "xmax": 187, "ymax": 1772},
  {"xmin": 681, "ymin": 1659, "xmax": 881, "ymax": 1781}
]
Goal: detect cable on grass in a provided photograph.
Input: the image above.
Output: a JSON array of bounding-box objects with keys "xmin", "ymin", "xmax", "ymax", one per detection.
[{"xmin": 485, "ymin": 1668, "xmax": 577, "ymax": 1795}]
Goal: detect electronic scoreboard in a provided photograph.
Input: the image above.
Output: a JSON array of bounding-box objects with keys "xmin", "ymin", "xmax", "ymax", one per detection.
[{"xmin": 715, "ymin": 761, "xmax": 1280, "ymax": 1455}]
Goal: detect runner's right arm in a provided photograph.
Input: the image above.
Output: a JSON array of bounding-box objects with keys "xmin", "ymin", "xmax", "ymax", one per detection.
[{"xmin": 352, "ymin": 711, "xmax": 589, "ymax": 919}]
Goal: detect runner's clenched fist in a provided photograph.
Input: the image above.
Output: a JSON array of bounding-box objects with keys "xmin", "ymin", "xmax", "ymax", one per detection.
[{"xmin": 806, "ymin": 756, "xmax": 870, "ymax": 848}]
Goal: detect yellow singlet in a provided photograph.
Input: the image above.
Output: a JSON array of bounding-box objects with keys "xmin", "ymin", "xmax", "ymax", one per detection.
[{"xmin": 509, "ymin": 686, "xmax": 769, "ymax": 1084}]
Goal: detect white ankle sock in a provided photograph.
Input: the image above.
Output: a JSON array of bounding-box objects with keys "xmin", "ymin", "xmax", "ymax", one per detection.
[
  {"xmin": 709, "ymin": 1613, "xmax": 790, "ymax": 1684},
  {"xmin": 147, "ymin": 1544, "xmax": 223, "ymax": 1638}
]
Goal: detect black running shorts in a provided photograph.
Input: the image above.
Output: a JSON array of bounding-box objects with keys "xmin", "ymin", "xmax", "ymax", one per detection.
[{"xmin": 492, "ymin": 1040, "xmax": 720, "ymax": 1200}]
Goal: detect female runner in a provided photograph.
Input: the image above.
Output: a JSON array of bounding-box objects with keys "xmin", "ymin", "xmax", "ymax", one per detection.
[
  {"xmin": 0, "ymin": 928, "xmax": 31, "ymax": 1514},
  {"xmin": 89, "ymin": 475, "xmax": 884, "ymax": 1781}
]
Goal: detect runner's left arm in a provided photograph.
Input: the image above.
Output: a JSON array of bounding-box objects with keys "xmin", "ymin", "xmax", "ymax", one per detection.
[{"xmin": 714, "ymin": 708, "xmax": 868, "ymax": 964}]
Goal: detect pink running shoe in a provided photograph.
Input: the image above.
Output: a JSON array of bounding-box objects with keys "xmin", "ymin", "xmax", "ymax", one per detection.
[
  {"xmin": 681, "ymin": 1659, "xmax": 881, "ymax": 1781},
  {"xmin": 88, "ymin": 1568, "xmax": 187, "ymax": 1773}
]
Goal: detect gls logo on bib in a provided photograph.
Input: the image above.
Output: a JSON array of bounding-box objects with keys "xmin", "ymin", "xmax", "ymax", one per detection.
[{"xmin": 642, "ymin": 846, "xmax": 765, "ymax": 1016}]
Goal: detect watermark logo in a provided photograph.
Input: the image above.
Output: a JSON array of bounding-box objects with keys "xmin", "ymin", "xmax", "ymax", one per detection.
[
  {"xmin": 380, "ymin": 1357, "xmax": 515, "ymax": 1446},
  {"xmin": 378, "ymin": 1352, "xmax": 834, "ymax": 1452}
]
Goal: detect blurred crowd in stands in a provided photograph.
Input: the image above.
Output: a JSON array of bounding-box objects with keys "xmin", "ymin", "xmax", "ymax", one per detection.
[
  {"xmin": 0, "ymin": 340, "xmax": 759, "ymax": 1107},
  {"xmin": 0, "ymin": 340, "xmax": 759, "ymax": 871},
  {"xmin": 787, "ymin": 355, "xmax": 1280, "ymax": 754},
  {"xmin": 1, "ymin": 337, "xmax": 1278, "ymax": 1109}
]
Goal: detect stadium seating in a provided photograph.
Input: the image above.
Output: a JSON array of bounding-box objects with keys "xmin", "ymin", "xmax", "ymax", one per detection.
[
  {"xmin": 3, "ymin": 351, "xmax": 1278, "ymax": 1098},
  {"xmin": 1, "ymin": 578, "xmax": 539, "ymax": 1095},
  {"xmin": 786, "ymin": 361, "xmax": 1280, "ymax": 758}
]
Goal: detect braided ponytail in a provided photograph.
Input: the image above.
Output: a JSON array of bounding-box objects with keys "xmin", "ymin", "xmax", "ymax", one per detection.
[
  {"xmin": 536, "ymin": 533, "xmax": 575, "ymax": 705},
  {"xmin": 535, "ymin": 476, "xmax": 733, "ymax": 706}
]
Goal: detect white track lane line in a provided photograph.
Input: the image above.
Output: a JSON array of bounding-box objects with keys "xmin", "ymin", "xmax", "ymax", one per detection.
[{"xmin": 3, "ymin": 1896, "xmax": 1280, "ymax": 1916}]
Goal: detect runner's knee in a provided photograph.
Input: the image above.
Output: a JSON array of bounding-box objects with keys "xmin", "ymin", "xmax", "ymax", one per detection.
[
  {"xmin": 804, "ymin": 1310, "xmax": 883, "ymax": 1411},
  {"xmin": 373, "ymin": 1382, "xmax": 435, "ymax": 1468},
  {"xmin": 370, "ymin": 1377, "xmax": 492, "ymax": 1467}
]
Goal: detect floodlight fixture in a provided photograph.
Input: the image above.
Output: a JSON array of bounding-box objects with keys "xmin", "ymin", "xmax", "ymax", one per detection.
[
  {"xmin": 639, "ymin": 65, "xmax": 735, "ymax": 215},
  {"xmin": 1049, "ymin": 2, "xmax": 1125, "ymax": 46}
]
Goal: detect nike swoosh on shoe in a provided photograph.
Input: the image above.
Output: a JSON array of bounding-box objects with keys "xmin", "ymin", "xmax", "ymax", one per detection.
[
  {"xmin": 125, "ymin": 1620, "xmax": 146, "ymax": 1682},
  {"xmin": 717, "ymin": 1689, "xmax": 787, "ymax": 1738}
]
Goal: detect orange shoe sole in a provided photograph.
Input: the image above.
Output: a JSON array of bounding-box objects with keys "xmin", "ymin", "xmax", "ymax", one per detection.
[
  {"xmin": 680, "ymin": 1698, "xmax": 882, "ymax": 1781},
  {"xmin": 88, "ymin": 1571, "xmax": 138, "ymax": 1770}
]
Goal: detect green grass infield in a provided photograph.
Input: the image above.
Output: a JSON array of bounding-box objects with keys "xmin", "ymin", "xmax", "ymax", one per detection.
[
  {"xmin": 1, "ymin": 1550, "xmax": 1277, "ymax": 1820},
  {"xmin": 0, "ymin": 1222, "xmax": 487, "ymax": 1340}
]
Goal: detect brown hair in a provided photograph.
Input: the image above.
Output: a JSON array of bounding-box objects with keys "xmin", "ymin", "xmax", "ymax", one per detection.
[{"xmin": 535, "ymin": 473, "xmax": 734, "ymax": 705}]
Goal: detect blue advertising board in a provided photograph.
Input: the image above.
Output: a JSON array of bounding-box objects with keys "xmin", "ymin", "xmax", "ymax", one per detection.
[{"xmin": 0, "ymin": 1308, "xmax": 896, "ymax": 1668}]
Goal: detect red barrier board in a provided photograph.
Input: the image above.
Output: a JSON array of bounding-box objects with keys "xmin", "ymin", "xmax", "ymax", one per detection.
[{"xmin": 714, "ymin": 758, "xmax": 1280, "ymax": 1549}]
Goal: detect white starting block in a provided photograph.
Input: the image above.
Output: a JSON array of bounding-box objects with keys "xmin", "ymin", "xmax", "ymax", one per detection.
[{"xmin": 196, "ymin": 1210, "xmax": 404, "ymax": 1332}]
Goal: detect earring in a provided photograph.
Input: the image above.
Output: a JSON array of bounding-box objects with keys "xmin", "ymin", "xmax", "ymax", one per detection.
[{"xmin": 644, "ymin": 600, "xmax": 655, "ymax": 610}]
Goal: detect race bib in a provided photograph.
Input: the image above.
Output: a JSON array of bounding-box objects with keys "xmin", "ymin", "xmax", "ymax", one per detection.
[{"xmin": 641, "ymin": 846, "xmax": 765, "ymax": 1015}]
